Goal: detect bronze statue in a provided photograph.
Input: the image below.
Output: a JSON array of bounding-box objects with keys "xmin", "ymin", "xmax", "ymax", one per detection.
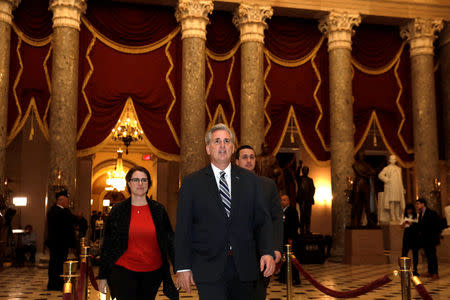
[
  {"xmin": 256, "ymin": 143, "xmax": 286, "ymax": 194},
  {"xmin": 296, "ymin": 166, "xmax": 315, "ymax": 235}
]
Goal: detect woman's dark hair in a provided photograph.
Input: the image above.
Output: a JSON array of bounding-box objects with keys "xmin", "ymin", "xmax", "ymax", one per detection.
[
  {"xmin": 125, "ymin": 166, "xmax": 152, "ymax": 194},
  {"xmin": 404, "ymin": 203, "xmax": 417, "ymax": 218}
]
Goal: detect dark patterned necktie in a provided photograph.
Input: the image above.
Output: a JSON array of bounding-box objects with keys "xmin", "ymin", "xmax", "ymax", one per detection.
[{"xmin": 219, "ymin": 171, "xmax": 231, "ymax": 217}]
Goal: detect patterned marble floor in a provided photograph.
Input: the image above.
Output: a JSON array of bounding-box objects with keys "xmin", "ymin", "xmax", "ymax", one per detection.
[{"xmin": 0, "ymin": 261, "xmax": 449, "ymax": 299}]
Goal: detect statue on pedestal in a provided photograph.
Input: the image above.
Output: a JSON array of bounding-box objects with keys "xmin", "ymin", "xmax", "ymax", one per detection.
[
  {"xmin": 378, "ymin": 155, "xmax": 405, "ymax": 223},
  {"xmin": 296, "ymin": 166, "xmax": 315, "ymax": 235},
  {"xmin": 351, "ymin": 152, "xmax": 377, "ymax": 227},
  {"xmin": 256, "ymin": 142, "xmax": 286, "ymax": 193}
]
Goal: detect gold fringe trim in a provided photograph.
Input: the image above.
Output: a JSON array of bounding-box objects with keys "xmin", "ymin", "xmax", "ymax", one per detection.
[
  {"xmin": 9, "ymin": 36, "xmax": 23, "ymax": 137},
  {"xmin": 81, "ymin": 16, "xmax": 180, "ymax": 54},
  {"xmin": 11, "ymin": 23, "xmax": 52, "ymax": 47},
  {"xmin": 264, "ymin": 37, "xmax": 324, "ymax": 67},
  {"xmin": 7, "ymin": 97, "xmax": 49, "ymax": 145},
  {"xmin": 164, "ymin": 40, "xmax": 180, "ymax": 147},
  {"xmin": 205, "ymin": 42, "xmax": 240, "ymax": 61},
  {"xmin": 226, "ymin": 55, "xmax": 236, "ymax": 128},
  {"xmin": 272, "ymin": 106, "xmax": 330, "ymax": 167},
  {"xmin": 311, "ymin": 52, "xmax": 329, "ymax": 151},
  {"xmin": 263, "ymin": 53, "xmax": 272, "ymax": 136},
  {"xmin": 42, "ymin": 44, "xmax": 52, "ymax": 128},
  {"xmin": 351, "ymin": 42, "xmax": 406, "ymax": 75},
  {"xmin": 205, "ymin": 55, "xmax": 214, "ymax": 122}
]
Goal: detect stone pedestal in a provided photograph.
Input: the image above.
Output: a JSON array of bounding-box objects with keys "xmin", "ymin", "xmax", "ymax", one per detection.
[
  {"xmin": 344, "ymin": 229, "xmax": 385, "ymax": 264},
  {"xmin": 381, "ymin": 224, "xmax": 403, "ymax": 264},
  {"xmin": 47, "ymin": 0, "xmax": 86, "ymax": 206},
  {"xmin": 319, "ymin": 12, "xmax": 361, "ymax": 257},
  {"xmin": 0, "ymin": 0, "xmax": 20, "ymax": 181},
  {"xmin": 400, "ymin": 18, "xmax": 443, "ymax": 213},
  {"xmin": 233, "ymin": 4, "xmax": 272, "ymax": 154},
  {"xmin": 176, "ymin": 0, "xmax": 213, "ymax": 178}
]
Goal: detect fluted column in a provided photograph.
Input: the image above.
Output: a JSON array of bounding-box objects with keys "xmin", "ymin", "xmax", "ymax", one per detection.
[
  {"xmin": 0, "ymin": 0, "xmax": 20, "ymax": 183},
  {"xmin": 176, "ymin": 0, "xmax": 213, "ymax": 178},
  {"xmin": 401, "ymin": 18, "xmax": 443, "ymax": 213},
  {"xmin": 319, "ymin": 11, "xmax": 361, "ymax": 257},
  {"xmin": 48, "ymin": 0, "xmax": 86, "ymax": 205},
  {"xmin": 439, "ymin": 22, "xmax": 450, "ymax": 210},
  {"xmin": 233, "ymin": 4, "xmax": 272, "ymax": 154}
]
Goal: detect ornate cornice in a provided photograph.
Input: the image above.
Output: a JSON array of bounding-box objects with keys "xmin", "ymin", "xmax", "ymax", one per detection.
[
  {"xmin": 401, "ymin": 18, "xmax": 444, "ymax": 57},
  {"xmin": 49, "ymin": 0, "xmax": 87, "ymax": 31},
  {"xmin": 175, "ymin": 0, "xmax": 213, "ymax": 40},
  {"xmin": 233, "ymin": 4, "xmax": 273, "ymax": 44},
  {"xmin": 319, "ymin": 11, "xmax": 361, "ymax": 51},
  {"xmin": 0, "ymin": 0, "xmax": 20, "ymax": 25}
]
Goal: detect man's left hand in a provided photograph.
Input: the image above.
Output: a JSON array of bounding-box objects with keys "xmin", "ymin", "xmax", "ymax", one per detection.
[
  {"xmin": 274, "ymin": 251, "xmax": 282, "ymax": 264},
  {"xmin": 260, "ymin": 254, "xmax": 275, "ymax": 277}
]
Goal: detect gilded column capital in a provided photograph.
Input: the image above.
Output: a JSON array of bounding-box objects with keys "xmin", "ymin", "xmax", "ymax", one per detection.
[
  {"xmin": 49, "ymin": 0, "xmax": 86, "ymax": 31},
  {"xmin": 233, "ymin": 4, "xmax": 273, "ymax": 44},
  {"xmin": 401, "ymin": 18, "xmax": 443, "ymax": 57},
  {"xmin": 319, "ymin": 11, "xmax": 361, "ymax": 51},
  {"xmin": 175, "ymin": 0, "xmax": 213, "ymax": 40},
  {"xmin": 0, "ymin": 0, "xmax": 20, "ymax": 25}
]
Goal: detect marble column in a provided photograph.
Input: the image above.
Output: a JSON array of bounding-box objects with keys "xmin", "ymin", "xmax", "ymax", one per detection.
[
  {"xmin": 401, "ymin": 18, "xmax": 443, "ymax": 213},
  {"xmin": 233, "ymin": 4, "xmax": 272, "ymax": 154},
  {"xmin": 48, "ymin": 0, "xmax": 86, "ymax": 206},
  {"xmin": 438, "ymin": 22, "xmax": 450, "ymax": 208},
  {"xmin": 0, "ymin": 0, "xmax": 20, "ymax": 183},
  {"xmin": 319, "ymin": 11, "xmax": 361, "ymax": 257},
  {"xmin": 176, "ymin": 0, "xmax": 213, "ymax": 178}
]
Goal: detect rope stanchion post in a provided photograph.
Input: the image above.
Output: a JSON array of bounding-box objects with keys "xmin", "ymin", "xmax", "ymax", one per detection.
[
  {"xmin": 80, "ymin": 245, "xmax": 90, "ymax": 300},
  {"xmin": 285, "ymin": 244, "xmax": 293, "ymax": 300},
  {"xmin": 61, "ymin": 260, "xmax": 79, "ymax": 300},
  {"xmin": 398, "ymin": 257, "xmax": 411, "ymax": 300}
]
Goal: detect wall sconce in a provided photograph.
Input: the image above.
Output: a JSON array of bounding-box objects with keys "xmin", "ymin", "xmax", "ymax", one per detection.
[
  {"xmin": 13, "ymin": 197, "xmax": 27, "ymax": 207},
  {"xmin": 103, "ymin": 199, "xmax": 110, "ymax": 207}
]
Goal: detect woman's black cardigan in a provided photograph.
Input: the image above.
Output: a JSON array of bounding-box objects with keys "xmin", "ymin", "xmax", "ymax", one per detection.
[{"xmin": 98, "ymin": 197, "xmax": 179, "ymax": 299}]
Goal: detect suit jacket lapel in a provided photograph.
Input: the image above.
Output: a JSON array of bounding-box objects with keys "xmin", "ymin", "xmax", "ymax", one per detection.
[
  {"xmin": 204, "ymin": 165, "xmax": 228, "ymax": 220},
  {"xmin": 230, "ymin": 165, "xmax": 241, "ymax": 220}
]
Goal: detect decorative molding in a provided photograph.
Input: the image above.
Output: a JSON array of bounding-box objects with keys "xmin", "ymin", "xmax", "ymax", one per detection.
[
  {"xmin": 175, "ymin": 0, "xmax": 213, "ymax": 40},
  {"xmin": 319, "ymin": 11, "xmax": 361, "ymax": 51},
  {"xmin": 0, "ymin": 0, "xmax": 20, "ymax": 25},
  {"xmin": 49, "ymin": 0, "xmax": 86, "ymax": 30},
  {"xmin": 233, "ymin": 4, "xmax": 273, "ymax": 44},
  {"xmin": 401, "ymin": 18, "xmax": 444, "ymax": 56}
]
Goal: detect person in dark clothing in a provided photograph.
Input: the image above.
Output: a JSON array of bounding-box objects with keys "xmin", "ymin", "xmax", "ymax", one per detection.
[
  {"xmin": 15, "ymin": 224, "xmax": 36, "ymax": 266},
  {"xmin": 98, "ymin": 166, "xmax": 178, "ymax": 300},
  {"xmin": 279, "ymin": 194, "xmax": 300, "ymax": 285},
  {"xmin": 416, "ymin": 198, "xmax": 441, "ymax": 280},
  {"xmin": 46, "ymin": 190, "xmax": 77, "ymax": 291},
  {"xmin": 400, "ymin": 204, "xmax": 419, "ymax": 275},
  {"xmin": 75, "ymin": 211, "xmax": 88, "ymax": 238}
]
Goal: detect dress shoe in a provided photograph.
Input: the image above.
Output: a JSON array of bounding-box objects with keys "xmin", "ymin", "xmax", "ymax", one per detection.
[{"xmin": 431, "ymin": 274, "xmax": 439, "ymax": 280}]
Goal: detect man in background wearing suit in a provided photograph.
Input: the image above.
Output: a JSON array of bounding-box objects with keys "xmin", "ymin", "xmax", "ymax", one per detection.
[
  {"xmin": 46, "ymin": 190, "xmax": 77, "ymax": 290},
  {"xmin": 175, "ymin": 123, "xmax": 275, "ymax": 300},
  {"xmin": 235, "ymin": 145, "xmax": 283, "ymax": 300},
  {"xmin": 280, "ymin": 194, "xmax": 300, "ymax": 285},
  {"xmin": 416, "ymin": 198, "xmax": 441, "ymax": 280}
]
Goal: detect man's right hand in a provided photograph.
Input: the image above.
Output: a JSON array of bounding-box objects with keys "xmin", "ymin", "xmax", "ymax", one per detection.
[{"xmin": 176, "ymin": 271, "xmax": 195, "ymax": 293}]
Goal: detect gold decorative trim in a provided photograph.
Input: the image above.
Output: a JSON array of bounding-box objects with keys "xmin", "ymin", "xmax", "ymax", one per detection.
[
  {"xmin": 311, "ymin": 51, "xmax": 329, "ymax": 152},
  {"xmin": 205, "ymin": 42, "xmax": 240, "ymax": 61},
  {"xmin": 164, "ymin": 40, "xmax": 180, "ymax": 147},
  {"xmin": 272, "ymin": 106, "xmax": 329, "ymax": 166},
  {"xmin": 9, "ymin": 34, "xmax": 23, "ymax": 137},
  {"xmin": 263, "ymin": 52, "xmax": 272, "ymax": 135},
  {"xmin": 81, "ymin": 16, "xmax": 180, "ymax": 54},
  {"xmin": 77, "ymin": 98, "xmax": 180, "ymax": 161},
  {"xmin": 43, "ymin": 44, "xmax": 52, "ymax": 127},
  {"xmin": 205, "ymin": 55, "xmax": 213, "ymax": 122},
  {"xmin": 76, "ymin": 35, "xmax": 96, "ymax": 142},
  {"xmin": 351, "ymin": 42, "xmax": 405, "ymax": 75},
  {"xmin": 11, "ymin": 23, "xmax": 52, "ymax": 46},
  {"xmin": 264, "ymin": 36, "xmax": 324, "ymax": 67},
  {"xmin": 226, "ymin": 55, "xmax": 236, "ymax": 127},
  {"xmin": 7, "ymin": 97, "xmax": 49, "ymax": 145}
]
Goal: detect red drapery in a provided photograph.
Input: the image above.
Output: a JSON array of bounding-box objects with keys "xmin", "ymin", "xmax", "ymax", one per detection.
[{"xmin": 8, "ymin": 0, "xmax": 422, "ymax": 164}]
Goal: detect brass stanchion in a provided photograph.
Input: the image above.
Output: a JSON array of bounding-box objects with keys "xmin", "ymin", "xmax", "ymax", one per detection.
[
  {"xmin": 398, "ymin": 257, "xmax": 411, "ymax": 300},
  {"xmin": 286, "ymin": 244, "xmax": 293, "ymax": 300},
  {"xmin": 61, "ymin": 260, "xmax": 79, "ymax": 299},
  {"xmin": 80, "ymin": 246, "xmax": 90, "ymax": 300}
]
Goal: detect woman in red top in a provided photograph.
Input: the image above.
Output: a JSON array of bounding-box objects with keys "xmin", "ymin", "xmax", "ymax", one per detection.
[{"xmin": 98, "ymin": 166, "xmax": 178, "ymax": 300}]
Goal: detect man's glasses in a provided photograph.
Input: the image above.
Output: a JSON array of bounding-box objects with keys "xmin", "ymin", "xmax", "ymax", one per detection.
[{"xmin": 129, "ymin": 178, "xmax": 149, "ymax": 183}]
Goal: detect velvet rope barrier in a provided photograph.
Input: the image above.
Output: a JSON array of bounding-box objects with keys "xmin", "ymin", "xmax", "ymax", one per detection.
[
  {"xmin": 76, "ymin": 262, "xmax": 87, "ymax": 300},
  {"xmin": 412, "ymin": 276, "xmax": 433, "ymax": 300},
  {"xmin": 290, "ymin": 256, "xmax": 392, "ymax": 298},
  {"xmin": 88, "ymin": 264, "xmax": 99, "ymax": 291}
]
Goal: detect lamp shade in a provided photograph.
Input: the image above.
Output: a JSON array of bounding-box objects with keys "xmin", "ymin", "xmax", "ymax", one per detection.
[
  {"xmin": 103, "ymin": 199, "xmax": 110, "ymax": 207},
  {"xmin": 13, "ymin": 197, "xmax": 27, "ymax": 207}
]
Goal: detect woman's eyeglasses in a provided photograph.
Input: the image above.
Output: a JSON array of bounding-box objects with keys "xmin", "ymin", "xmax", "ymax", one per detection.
[{"xmin": 129, "ymin": 178, "xmax": 148, "ymax": 183}]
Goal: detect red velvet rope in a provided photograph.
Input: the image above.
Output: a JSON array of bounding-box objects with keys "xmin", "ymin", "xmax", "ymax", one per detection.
[
  {"xmin": 62, "ymin": 293, "xmax": 72, "ymax": 300},
  {"xmin": 290, "ymin": 256, "xmax": 392, "ymax": 298},
  {"xmin": 76, "ymin": 262, "xmax": 87, "ymax": 300},
  {"xmin": 415, "ymin": 284, "xmax": 433, "ymax": 300},
  {"xmin": 88, "ymin": 264, "xmax": 99, "ymax": 291}
]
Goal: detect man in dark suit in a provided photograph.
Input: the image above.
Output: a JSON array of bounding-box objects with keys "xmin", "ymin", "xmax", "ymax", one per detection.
[
  {"xmin": 280, "ymin": 194, "xmax": 300, "ymax": 285},
  {"xmin": 416, "ymin": 198, "xmax": 441, "ymax": 280},
  {"xmin": 175, "ymin": 123, "xmax": 275, "ymax": 300},
  {"xmin": 235, "ymin": 144, "xmax": 283, "ymax": 300},
  {"xmin": 46, "ymin": 190, "xmax": 77, "ymax": 290}
]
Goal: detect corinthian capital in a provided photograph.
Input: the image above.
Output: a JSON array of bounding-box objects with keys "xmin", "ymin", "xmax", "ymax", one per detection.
[
  {"xmin": 233, "ymin": 4, "xmax": 273, "ymax": 43},
  {"xmin": 0, "ymin": 0, "xmax": 20, "ymax": 25},
  {"xmin": 319, "ymin": 11, "xmax": 361, "ymax": 51},
  {"xmin": 400, "ymin": 18, "xmax": 443, "ymax": 57},
  {"xmin": 175, "ymin": 0, "xmax": 213, "ymax": 40},
  {"xmin": 49, "ymin": 0, "xmax": 86, "ymax": 30}
]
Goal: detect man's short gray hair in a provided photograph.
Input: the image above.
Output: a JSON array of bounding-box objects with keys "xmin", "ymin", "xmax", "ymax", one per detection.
[{"xmin": 205, "ymin": 123, "xmax": 235, "ymax": 145}]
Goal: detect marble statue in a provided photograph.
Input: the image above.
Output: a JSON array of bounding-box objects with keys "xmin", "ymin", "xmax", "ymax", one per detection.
[{"xmin": 378, "ymin": 155, "xmax": 405, "ymax": 223}]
